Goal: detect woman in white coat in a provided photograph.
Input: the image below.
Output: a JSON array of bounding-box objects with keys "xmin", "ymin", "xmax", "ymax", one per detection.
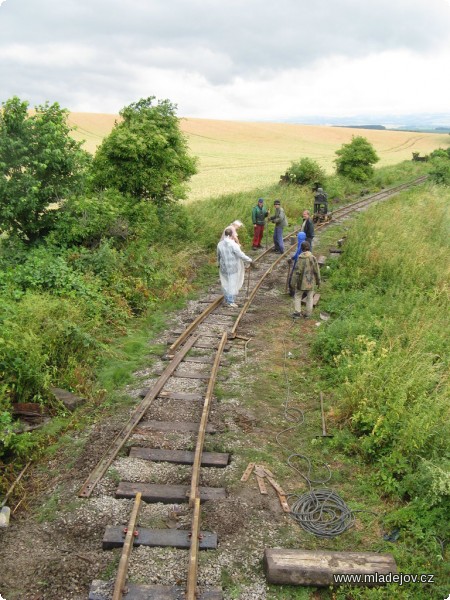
[{"xmin": 217, "ymin": 228, "xmax": 252, "ymax": 307}]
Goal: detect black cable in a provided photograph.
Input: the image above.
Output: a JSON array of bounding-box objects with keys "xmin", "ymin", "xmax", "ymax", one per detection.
[
  {"xmin": 276, "ymin": 321, "xmax": 370, "ymax": 538},
  {"xmin": 288, "ymin": 488, "xmax": 355, "ymax": 538}
]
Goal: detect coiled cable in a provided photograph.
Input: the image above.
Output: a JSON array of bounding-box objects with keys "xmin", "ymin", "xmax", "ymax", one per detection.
[{"xmin": 276, "ymin": 321, "xmax": 368, "ymax": 538}]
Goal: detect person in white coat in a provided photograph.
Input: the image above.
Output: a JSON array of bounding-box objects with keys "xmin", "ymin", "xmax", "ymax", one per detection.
[
  {"xmin": 220, "ymin": 220, "xmax": 243, "ymax": 245},
  {"xmin": 217, "ymin": 228, "xmax": 252, "ymax": 307}
]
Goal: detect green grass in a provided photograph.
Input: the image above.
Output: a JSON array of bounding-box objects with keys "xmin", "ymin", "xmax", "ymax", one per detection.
[{"xmin": 211, "ymin": 182, "xmax": 449, "ymax": 598}]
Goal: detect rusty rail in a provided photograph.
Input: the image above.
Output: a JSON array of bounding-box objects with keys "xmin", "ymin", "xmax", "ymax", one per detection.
[
  {"xmin": 189, "ymin": 331, "xmax": 228, "ymax": 506},
  {"xmin": 78, "ymin": 335, "xmax": 199, "ymax": 498},
  {"xmin": 112, "ymin": 492, "xmax": 142, "ymax": 600}
]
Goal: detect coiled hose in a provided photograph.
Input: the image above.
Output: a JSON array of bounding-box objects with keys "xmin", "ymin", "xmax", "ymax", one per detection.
[{"xmin": 276, "ymin": 321, "xmax": 369, "ymax": 538}]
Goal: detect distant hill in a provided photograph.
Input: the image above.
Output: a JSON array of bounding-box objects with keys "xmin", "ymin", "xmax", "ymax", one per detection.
[
  {"xmin": 288, "ymin": 112, "xmax": 450, "ymax": 130},
  {"xmin": 334, "ymin": 125, "xmax": 386, "ymax": 130}
]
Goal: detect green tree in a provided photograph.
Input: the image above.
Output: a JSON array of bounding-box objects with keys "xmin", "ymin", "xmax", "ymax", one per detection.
[
  {"xmin": 91, "ymin": 97, "xmax": 197, "ymax": 203},
  {"xmin": 334, "ymin": 135, "xmax": 379, "ymax": 182},
  {"xmin": 282, "ymin": 157, "xmax": 325, "ymax": 186},
  {"xmin": 0, "ymin": 96, "xmax": 91, "ymax": 242}
]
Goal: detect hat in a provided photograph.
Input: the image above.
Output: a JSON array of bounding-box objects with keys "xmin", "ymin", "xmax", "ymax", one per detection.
[
  {"xmin": 274, "ymin": 200, "xmax": 281, "ymax": 205},
  {"xmin": 258, "ymin": 198, "xmax": 264, "ymax": 203}
]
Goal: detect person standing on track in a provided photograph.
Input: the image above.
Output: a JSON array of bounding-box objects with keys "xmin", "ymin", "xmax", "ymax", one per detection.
[
  {"xmin": 291, "ymin": 241, "xmax": 320, "ymax": 319},
  {"xmin": 301, "ymin": 209, "xmax": 315, "ymax": 250},
  {"xmin": 217, "ymin": 228, "xmax": 253, "ymax": 308},
  {"xmin": 269, "ymin": 199, "xmax": 288, "ymax": 253},
  {"xmin": 251, "ymin": 198, "xmax": 269, "ymax": 250}
]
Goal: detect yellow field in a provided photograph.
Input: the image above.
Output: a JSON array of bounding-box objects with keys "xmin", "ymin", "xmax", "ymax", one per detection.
[{"xmin": 67, "ymin": 112, "xmax": 447, "ymax": 202}]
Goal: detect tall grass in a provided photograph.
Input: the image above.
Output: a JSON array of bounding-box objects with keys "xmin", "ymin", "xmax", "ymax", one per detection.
[{"xmin": 313, "ymin": 184, "xmax": 449, "ymax": 547}]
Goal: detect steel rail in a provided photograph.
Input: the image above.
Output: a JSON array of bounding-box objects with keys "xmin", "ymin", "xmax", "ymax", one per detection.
[
  {"xmin": 185, "ymin": 333, "xmax": 227, "ymax": 598},
  {"xmin": 329, "ymin": 176, "xmax": 428, "ymax": 219},
  {"xmin": 186, "ymin": 496, "xmax": 202, "ymax": 600},
  {"xmin": 78, "ymin": 335, "xmax": 199, "ymax": 498},
  {"xmin": 189, "ymin": 331, "xmax": 228, "ymax": 506},
  {"xmin": 230, "ymin": 248, "xmax": 295, "ymax": 338},
  {"xmin": 166, "ymin": 177, "xmax": 427, "ymax": 357},
  {"xmin": 112, "ymin": 492, "xmax": 142, "ymax": 600},
  {"xmin": 167, "ymin": 296, "xmax": 224, "ymax": 358}
]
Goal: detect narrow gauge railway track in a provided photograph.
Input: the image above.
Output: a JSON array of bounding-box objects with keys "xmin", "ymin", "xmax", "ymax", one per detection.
[{"xmin": 85, "ymin": 176, "xmax": 426, "ymax": 600}]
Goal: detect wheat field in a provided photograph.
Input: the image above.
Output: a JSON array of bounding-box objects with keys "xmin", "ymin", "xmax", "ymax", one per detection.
[{"xmin": 67, "ymin": 112, "xmax": 448, "ymax": 201}]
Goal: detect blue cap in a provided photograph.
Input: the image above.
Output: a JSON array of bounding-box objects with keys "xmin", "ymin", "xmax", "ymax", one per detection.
[{"xmin": 258, "ymin": 198, "xmax": 264, "ymax": 203}]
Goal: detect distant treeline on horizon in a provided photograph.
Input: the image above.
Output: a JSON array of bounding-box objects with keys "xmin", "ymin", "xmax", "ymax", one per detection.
[{"xmin": 333, "ymin": 124, "xmax": 450, "ymax": 133}]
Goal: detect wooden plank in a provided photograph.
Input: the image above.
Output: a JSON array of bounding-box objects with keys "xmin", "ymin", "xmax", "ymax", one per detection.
[
  {"xmin": 49, "ymin": 387, "xmax": 86, "ymax": 411},
  {"xmin": 263, "ymin": 549, "xmax": 397, "ymax": 587},
  {"xmin": 277, "ymin": 493, "xmax": 291, "ymax": 513},
  {"xmin": 103, "ymin": 526, "xmax": 217, "ymax": 550},
  {"xmin": 172, "ymin": 371, "xmax": 212, "ymax": 380},
  {"xmin": 183, "ymin": 356, "xmax": 225, "ymax": 365},
  {"xmin": 12, "ymin": 403, "xmax": 49, "ymax": 417},
  {"xmin": 172, "ymin": 331, "xmax": 222, "ymax": 338},
  {"xmin": 90, "ymin": 581, "xmax": 223, "ymax": 600},
  {"xmin": 256, "ymin": 475, "xmax": 268, "ymax": 495},
  {"xmin": 134, "ymin": 421, "xmax": 217, "ymax": 434},
  {"xmin": 168, "ymin": 340, "xmax": 231, "ymax": 351},
  {"xmin": 116, "ymin": 482, "xmax": 226, "ymax": 503},
  {"xmin": 265, "ymin": 475, "xmax": 286, "ymax": 496},
  {"xmin": 240, "ymin": 462, "xmax": 255, "ymax": 482},
  {"xmin": 139, "ymin": 390, "xmax": 204, "ymax": 401},
  {"xmin": 154, "ymin": 369, "xmax": 217, "ymax": 380},
  {"xmin": 129, "ymin": 447, "xmax": 229, "ymax": 467}
]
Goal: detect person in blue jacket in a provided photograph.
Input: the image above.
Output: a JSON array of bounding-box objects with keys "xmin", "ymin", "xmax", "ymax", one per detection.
[{"xmin": 287, "ymin": 231, "xmax": 306, "ymax": 295}]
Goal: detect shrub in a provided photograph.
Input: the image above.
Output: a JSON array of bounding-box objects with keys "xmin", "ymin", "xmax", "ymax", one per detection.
[
  {"xmin": 335, "ymin": 136, "xmax": 379, "ymax": 182},
  {"xmin": 50, "ymin": 190, "xmax": 132, "ymax": 248},
  {"xmin": 282, "ymin": 157, "xmax": 326, "ymax": 186},
  {"xmin": 428, "ymin": 156, "xmax": 450, "ymax": 186}
]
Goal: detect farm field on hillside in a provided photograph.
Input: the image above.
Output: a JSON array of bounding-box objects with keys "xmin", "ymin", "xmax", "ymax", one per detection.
[{"xmin": 68, "ymin": 112, "xmax": 447, "ymax": 201}]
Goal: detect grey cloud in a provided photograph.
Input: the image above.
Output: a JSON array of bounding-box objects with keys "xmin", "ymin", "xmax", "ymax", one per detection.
[{"xmin": 1, "ymin": 0, "xmax": 450, "ymax": 112}]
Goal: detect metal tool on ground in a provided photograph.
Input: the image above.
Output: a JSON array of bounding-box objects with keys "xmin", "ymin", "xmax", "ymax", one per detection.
[{"xmin": 317, "ymin": 391, "xmax": 333, "ymax": 438}]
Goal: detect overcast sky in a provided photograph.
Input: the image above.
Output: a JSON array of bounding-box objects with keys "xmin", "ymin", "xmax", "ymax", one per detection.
[{"xmin": 1, "ymin": 0, "xmax": 450, "ymax": 124}]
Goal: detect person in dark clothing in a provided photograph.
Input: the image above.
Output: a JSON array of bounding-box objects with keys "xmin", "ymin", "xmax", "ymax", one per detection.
[
  {"xmin": 251, "ymin": 198, "xmax": 269, "ymax": 249},
  {"xmin": 269, "ymin": 199, "xmax": 288, "ymax": 253},
  {"xmin": 301, "ymin": 209, "xmax": 314, "ymax": 250},
  {"xmin": 287, "ymin": 231, "xmax": 306, "ymax": 295},
  {"xmin": 292, "ymin": 240, "xmax": 320, "ymax": 318},
  {"xmin": 314, "ymin": 187, "xmax": 328, "ymax": 216}
]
